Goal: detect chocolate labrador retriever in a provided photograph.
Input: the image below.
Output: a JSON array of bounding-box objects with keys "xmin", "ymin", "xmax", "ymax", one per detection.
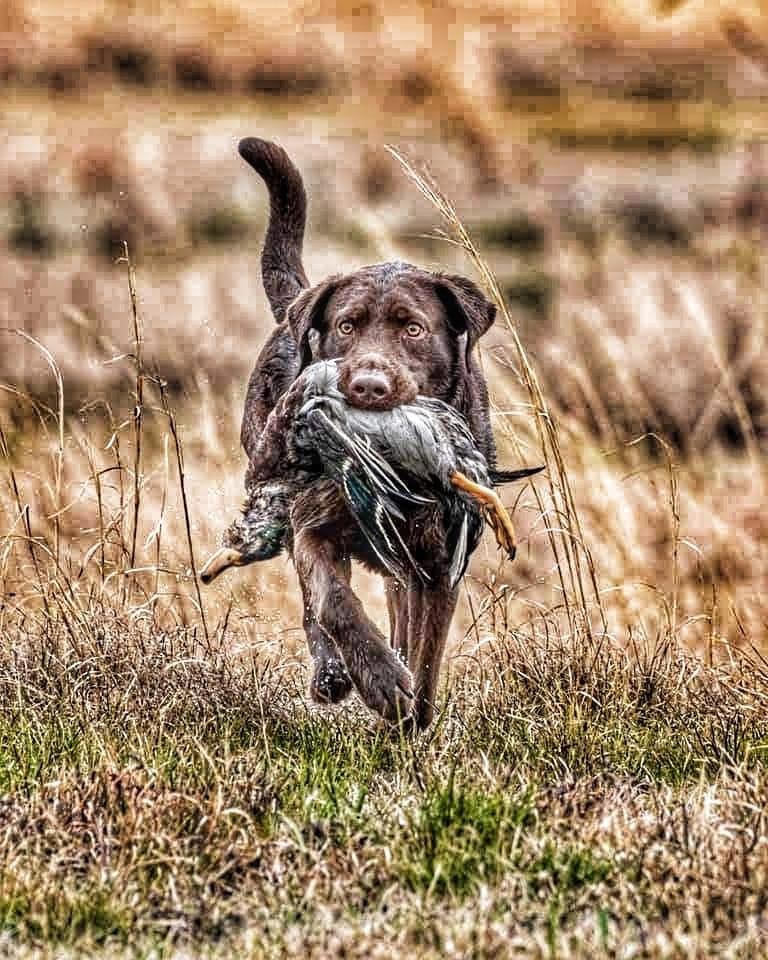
[{"xmin": 232, "ymin": 137, "xmax": 501, "ymax": 730}]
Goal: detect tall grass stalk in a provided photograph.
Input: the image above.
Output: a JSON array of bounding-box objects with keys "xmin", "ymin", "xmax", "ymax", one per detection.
[
  {"xmin": 120, "ymin": 243, "xmax": 145, "ymax": 601},
  {"xmin": 149, "ymin": 433, "xmax": 170, "ymax": 616},
  {"xmin": 2, "ymin": 330, "xmax": 65, "ymax": 568},
  {"xmin": 157, "ymin": 378, "xmax": 209, "ymax": 644},
  {"xmin": 83, "ymin": 436, "xmax": 106, "ymax": 586},
  {"xmin": 387, "ymin": 147, "xmax": 605, "ymax": 636},
  {"xmin": 624, "ymin": 432, "xmax": 681, "ymax": 638},
  {"xmin": 0, "ymin": 421, "xmax": 51, "ymax": 617}
]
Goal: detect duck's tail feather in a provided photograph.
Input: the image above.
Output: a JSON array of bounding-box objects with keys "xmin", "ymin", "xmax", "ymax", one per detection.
[
  {"xmin": 489, "ymin": 465, "xmax": 545, "ymax": 485},
  {"xmin": 448, "ymin": 513, "xmax": 469, "ymax": 589}
]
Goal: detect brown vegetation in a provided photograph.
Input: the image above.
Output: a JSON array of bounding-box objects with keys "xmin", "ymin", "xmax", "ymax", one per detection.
[{"xmin": 0, "ymin": 2, "xmax": 767, "ymax": 954}]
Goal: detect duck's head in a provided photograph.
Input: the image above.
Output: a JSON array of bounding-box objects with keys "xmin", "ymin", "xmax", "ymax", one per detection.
[{"xmin": 200, "ymin": 482, "xmax": 291, "ymax": 584}]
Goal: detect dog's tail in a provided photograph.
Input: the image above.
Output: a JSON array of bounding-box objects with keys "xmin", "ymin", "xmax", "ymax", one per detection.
[{"xmin": 238, "ymin": 137, "xmax": 309, "ymax": 323}]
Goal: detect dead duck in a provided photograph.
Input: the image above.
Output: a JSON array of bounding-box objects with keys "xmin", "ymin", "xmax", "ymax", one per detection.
[{"xmin": 200, "ymin": 360, "xmax": 542, "ymax": 587}]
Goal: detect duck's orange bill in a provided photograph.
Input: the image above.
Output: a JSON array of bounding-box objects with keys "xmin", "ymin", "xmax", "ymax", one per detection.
[{"xmin": 200, "ymin": 547, "xmax": 246, "ymax": 584}]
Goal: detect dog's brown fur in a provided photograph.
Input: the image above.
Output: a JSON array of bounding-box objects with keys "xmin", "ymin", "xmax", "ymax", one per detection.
[{"xmin": 238, "ymin": 138, "xmax": 498, "ymax": 729}]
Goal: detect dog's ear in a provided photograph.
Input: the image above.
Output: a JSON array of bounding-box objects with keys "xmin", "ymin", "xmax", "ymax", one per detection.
[
  {"xmin": 433, "ymin": 274, "xmax": 497, "ymax": 348},
  {"xmin": 285, "ymin": 276, "xmax": 342, "ymax": 368}
]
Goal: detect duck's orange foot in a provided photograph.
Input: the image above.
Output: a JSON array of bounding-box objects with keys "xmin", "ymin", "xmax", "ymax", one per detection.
[{"xmin": 449, "ymin": 470, "xmax": 517, "ymax": 561}]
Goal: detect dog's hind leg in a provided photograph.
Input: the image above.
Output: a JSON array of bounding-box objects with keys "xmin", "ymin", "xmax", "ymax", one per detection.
[{"xmin": 407, "ymin": 577, "xmax": 459, "ymax": 731}]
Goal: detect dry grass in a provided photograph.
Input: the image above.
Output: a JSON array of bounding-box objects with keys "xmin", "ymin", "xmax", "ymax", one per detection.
[
  {"xmin": 1, "ymin": 6, "xmax": 768, "ymax": 951},
  {"xmin": 2, "ymin": 0, "xmax": 768, "ymax": 115},
  {"xmin": 1, "ymin": 156, "xmax": 767, "ymax": 953}
]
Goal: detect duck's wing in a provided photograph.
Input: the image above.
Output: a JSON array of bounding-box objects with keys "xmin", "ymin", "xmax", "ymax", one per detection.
[
  {"xmin": 339, "ymin": 456, "xmax": 430, "ymax": 585},
  {"xmin": 302, "ymin": 402, "xmax": 433, "ymax": 506},
  {"xmin": 328, "ymin": 400, "xmax": 489, "ymax": 586},
  {"xmin": 307, "ymin": 409, "xmax": 432, "ymax": 585},
  {"xmin": 347, "ymin": 432, "xmax": 433, "ymax": 506},
  {"xmin": 407, "ymin": 398, "xmax": 491, "ymax": 485}
]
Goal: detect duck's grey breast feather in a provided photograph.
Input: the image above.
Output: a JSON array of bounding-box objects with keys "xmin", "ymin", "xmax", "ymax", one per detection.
[
  {"xmin": 300, "ymin": 359, "xmax": 489, "ymax": 486},
  {"xmin": 343, "ymin": 406, "xmax": 454, "ymax": 482}
]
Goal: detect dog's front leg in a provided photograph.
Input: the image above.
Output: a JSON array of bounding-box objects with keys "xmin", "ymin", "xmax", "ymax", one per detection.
[
  {"xmin": 301, "ymin": 556, "xmax": 353, "ymax": 705},
  {"xmin": 293, "ymin": 529, "xmax": 414, "ymax": 724},
  {"xmin": 407, "ymin": 577, "xmax": 459, "ymax": 730}
]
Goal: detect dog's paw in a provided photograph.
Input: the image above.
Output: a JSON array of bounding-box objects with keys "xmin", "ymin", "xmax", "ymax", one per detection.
[
  {"xmin": 309, "ymin": 656, "xmax": 353, "ymax": 705},
  {"xmin": 357, "ymin": 648, "xmax": 415, "ymax": 724}
]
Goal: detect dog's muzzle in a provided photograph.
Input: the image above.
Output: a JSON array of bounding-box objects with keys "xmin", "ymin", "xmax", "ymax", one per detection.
[{"xmin": 338, "ymin": 353, "xmax": 418, "ymax": 410}]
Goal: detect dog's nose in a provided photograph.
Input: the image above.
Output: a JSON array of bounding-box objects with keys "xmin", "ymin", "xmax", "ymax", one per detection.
[{"xmin": 347, "ymin": 371, "xmax": 392, "ymax": 408}]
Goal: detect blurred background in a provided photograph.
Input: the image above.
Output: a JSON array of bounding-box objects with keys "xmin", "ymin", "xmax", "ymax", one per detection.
[{"xmin": 1, "ymin": 0, "xmax": 767, "ymax": 660}]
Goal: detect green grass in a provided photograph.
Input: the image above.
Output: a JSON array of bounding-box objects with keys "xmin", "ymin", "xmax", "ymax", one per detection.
[
  {"xmin": 0, "ymin": 890, "xmax": 132, "ymax": 946},
  {"xmin": 397, "ymin": 774, "xmax": 536, "ymax": 896},
  {"xmin": 0, "ymin": 614, "xmax": 764, "ymax": 956}
]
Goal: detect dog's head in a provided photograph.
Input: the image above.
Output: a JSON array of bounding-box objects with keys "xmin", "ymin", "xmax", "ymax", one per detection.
[{"xmin": 285, "ymin": 262, "xmax": 496, "ymax": 411}]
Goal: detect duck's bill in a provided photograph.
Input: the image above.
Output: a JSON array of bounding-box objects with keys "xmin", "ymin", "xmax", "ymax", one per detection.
[{"xmin": 200, "ymin": 547, "xmax": 246, "ymax": 584}]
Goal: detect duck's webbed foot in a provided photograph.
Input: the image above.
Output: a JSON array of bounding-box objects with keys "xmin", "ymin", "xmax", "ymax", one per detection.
[{"xmin": 449, "ymin": 470, "xmax": 517, "ymax": 561}]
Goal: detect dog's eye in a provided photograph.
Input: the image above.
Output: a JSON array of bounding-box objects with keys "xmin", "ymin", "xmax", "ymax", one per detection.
[
  {"xmin": 405, "ymin": 322, "xmax": 424, "ymax": 338},
  {"xmin": 337, "ymin": 320, "xmax": 355, "ymax": 336}
]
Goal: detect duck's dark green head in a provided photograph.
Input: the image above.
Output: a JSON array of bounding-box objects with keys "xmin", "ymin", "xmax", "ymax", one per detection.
[{"xmin": 200, "ymin": 482, "xmax": 291, "ymax": 584}]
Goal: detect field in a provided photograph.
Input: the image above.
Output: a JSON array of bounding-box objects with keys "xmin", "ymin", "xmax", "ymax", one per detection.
[{"xmin": 1, "ymin": 2, "xmax": 768, "ymax": 956}]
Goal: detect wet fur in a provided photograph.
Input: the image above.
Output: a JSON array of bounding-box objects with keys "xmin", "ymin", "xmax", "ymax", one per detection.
[{"xmin": 238, "ymin": 138, "xmax": 499, "ymax": 729}]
